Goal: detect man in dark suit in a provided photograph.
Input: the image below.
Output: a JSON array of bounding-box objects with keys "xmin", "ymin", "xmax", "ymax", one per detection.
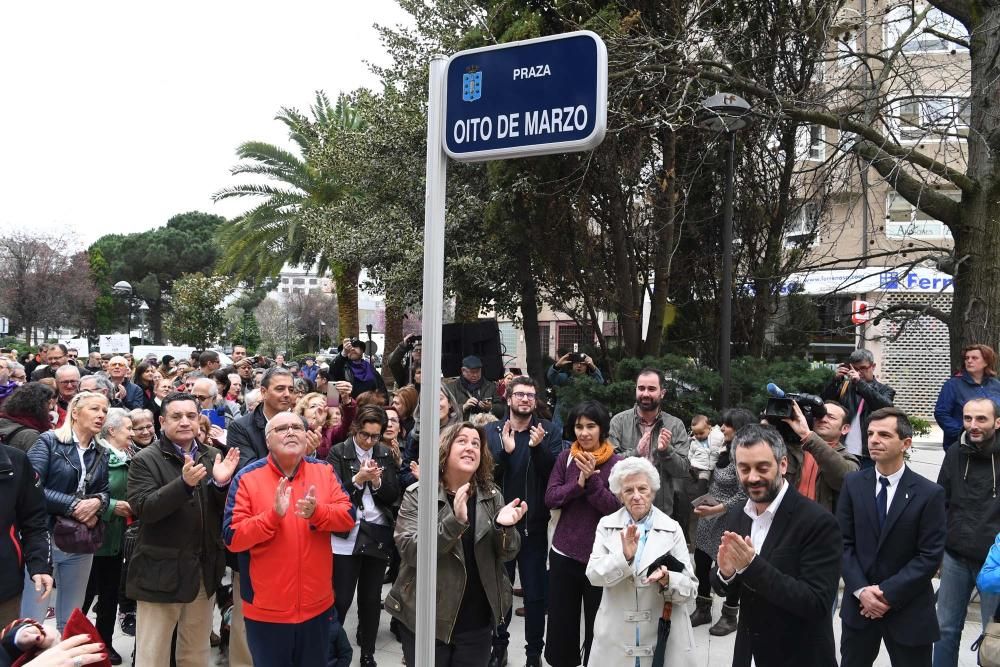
[
  {"xmin": 713, "ymin": 423, "xmax": 842, "ymax": 667},
  {"xmin": 837, "ymin": 406, "xmax": 946, "ymax": 666}
]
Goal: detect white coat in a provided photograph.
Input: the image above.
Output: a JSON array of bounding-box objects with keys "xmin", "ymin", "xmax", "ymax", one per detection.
[{"xmin": 586, "ymin": 506, "xmax": 698, "ymax": 667}]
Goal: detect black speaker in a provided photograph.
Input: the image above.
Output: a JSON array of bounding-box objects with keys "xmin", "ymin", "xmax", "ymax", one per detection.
[{"xmin": 441, "ymin": 320, "xmax": 504, "ymax": 380}]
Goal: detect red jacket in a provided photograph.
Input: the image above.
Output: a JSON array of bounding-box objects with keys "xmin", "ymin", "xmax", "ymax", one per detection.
[{"xmin": 223, "ymin": 455, "xmax": 354, "ymax": 624}]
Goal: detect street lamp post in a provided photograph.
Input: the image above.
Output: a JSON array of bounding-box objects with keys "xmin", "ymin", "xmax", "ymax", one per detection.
[
  {"xmin": 318, "ymin": 320, "xmax": 325, "ymax": 353},
  {"xmin": 138, "ymin": 302, "xmax": 149, "ymax": 345},
  {"xmin": 697, "ymin": 93, "xmax": 751, "ymax": 410},
  {"xmin": 112, "ymin": 281, "xmax": 133, "ymax": 340}
]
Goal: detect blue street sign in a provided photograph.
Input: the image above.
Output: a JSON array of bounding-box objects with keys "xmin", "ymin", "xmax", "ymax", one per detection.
[{"xmin": 443, "ymin": 31, "xmax": 607, "ymax": 162}]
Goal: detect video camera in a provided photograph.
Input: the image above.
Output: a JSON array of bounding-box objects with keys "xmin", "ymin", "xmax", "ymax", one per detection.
[{"xmin": 763, "ymin": 383, "xmax": 827, "ymax": 444}]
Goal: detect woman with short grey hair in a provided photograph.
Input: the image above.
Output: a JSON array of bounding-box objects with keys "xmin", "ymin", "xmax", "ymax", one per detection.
[
  {"xmin": 84, "ymin": 406, "xmax": 135, "ymax": 663},
  {"xmin": 587, "ymin": 456, "xmax": 697, "ymax": 666}
]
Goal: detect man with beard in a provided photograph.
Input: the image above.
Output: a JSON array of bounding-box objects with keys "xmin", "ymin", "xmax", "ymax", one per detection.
[
  {"xmin": 932, "ymin": 397, "xmax": 1000, "ymax": 667},
  {"xmin": 485, "ymin": 376, "xmax": 563, "ymax": 667},
  {"xmin": 782, "ymin": 400, "xmax": 860, "ymax": 513},
  {"xmin": 713, "ymin": 423, "xmax": 842, "ymax": 667},
  {"xmin": 444, "ymin": 355, "xmax": 504, "ymax": 420},
  {"xmin": 608, "ymin": 368, "xmax": 690, "ymax": 523}
]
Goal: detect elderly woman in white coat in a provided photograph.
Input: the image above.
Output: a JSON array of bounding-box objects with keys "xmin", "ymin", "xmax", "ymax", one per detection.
[{"xmin": 586, "ymin": 457, "xmax": 698, "ymax": 667}]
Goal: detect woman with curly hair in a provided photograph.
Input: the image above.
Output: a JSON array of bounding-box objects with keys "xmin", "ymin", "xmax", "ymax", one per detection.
[
  {"xmin": 385, "ymin": 422, "xmax": 526, "ymax": 667},
  {"xmin": 0, "ymin": 383, "xmax": 56, "ymax": 452}
]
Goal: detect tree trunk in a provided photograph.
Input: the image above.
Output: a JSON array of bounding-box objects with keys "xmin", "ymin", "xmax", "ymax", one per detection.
[
  {"xmin": 748, "ymin": 129, "xmax": 797, "ymax": 357},
  {"xmin": 645, "ymin": 129, "xmax": 678, "ymax": 356},
  {"xmin": 609, "ymin": 192, "xmax": 642, "ymax": 354},
  {"xmin": 950, "ymin": 204, "xmax": 1000, "ymax": 363},
  {"xmin": 949, "ymin": 7, "xmax": 1000, "ymax": 365},
  {"xmin": 148, "ymin": 303, "xmax": 164, "ymax": 344},
  {"xmin": 453, "ymin": 293, "xmax": 480, "ymax": 323},
  {"xmin": 517, "ymin": 265, "xmax": 544, "ymax": 386},
  {"xmin": 383, "ymin": 287, "xmax": 405, "ymax": 389},
  {"xmin": 334, "ymin": 264, "xmax": 361, "ymax": 341}
]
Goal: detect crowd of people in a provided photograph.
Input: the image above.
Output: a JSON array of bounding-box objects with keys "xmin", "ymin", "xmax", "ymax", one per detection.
[{"xmin": 0, "ymin": 337, "xmax": 998, "ymax": 666}]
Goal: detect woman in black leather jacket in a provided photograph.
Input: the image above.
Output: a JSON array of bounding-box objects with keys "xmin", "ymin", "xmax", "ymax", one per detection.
[
  {"xmin": 21, "ymin": 391, "xmax": 109, "ymax": 633},
  {"xmin": 327, "ymin": 405, "xmax": 401, "ymax": 666}
]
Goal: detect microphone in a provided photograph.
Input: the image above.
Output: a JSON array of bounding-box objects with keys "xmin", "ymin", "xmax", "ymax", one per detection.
[{"xmin": 766, "ymin": 383, "xmax": 785, "ymax": 398}]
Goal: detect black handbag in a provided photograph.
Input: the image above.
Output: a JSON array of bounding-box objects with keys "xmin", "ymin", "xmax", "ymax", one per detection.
[
  {"xmin": 352, "ymin": 520, "xmax": 393, "ymax": 562},
  {"xmin": 53, "ymin": 515, "xmax": 104, "ymax": 554},
  {"xmin": 53, "ymin": 460, "xmax": 105, "ymax": 554}
]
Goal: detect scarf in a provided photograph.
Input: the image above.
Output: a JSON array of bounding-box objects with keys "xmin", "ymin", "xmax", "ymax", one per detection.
[
  {"xmin": 349, "ymin": 359, "xmax": 375, "ymax": 384},
  {"xmin": 0, "ymin": 382, "xmax": 16, "ymax": 403},
  {"xmin": 0, "ymin": 412, "xmax": 51, "ymax": 435},
  {"xmin": 570, "ymin": 440, "xmax": 615, "ymax": 466},
  {"xmin": 797, "ymin": 451, "xmax": 820, "ymax": 500},
  {"xmin": 460, "ymin": 376, "xmax": 484, "ymax": 395}
]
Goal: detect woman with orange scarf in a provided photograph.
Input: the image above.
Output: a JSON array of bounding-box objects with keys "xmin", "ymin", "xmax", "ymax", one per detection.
[{"xmin": 544, "ymin": 400, "xmax": 622, "ymax": 667}]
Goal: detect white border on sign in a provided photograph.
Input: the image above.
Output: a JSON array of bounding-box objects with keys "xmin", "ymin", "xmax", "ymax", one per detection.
[{"xmin": 442, "ymin": 30, "xmax": 608, "ymax": 162}]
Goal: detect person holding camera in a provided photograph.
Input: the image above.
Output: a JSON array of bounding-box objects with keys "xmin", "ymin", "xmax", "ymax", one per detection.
[
  {"xmin": 332, "ymin": 339, "xmax": 387, "ymax": 399},
  {"xmin": 445, "ymin": 356, "xmax": 505, "ymax": 421},
  {"xmin": 547, "ymin": 351, "xmax": 604, "ymax": 427},
  {"xmin": 782, "ymin": 400, "xmax": 860, "ymax": 513},
  {"xmin": 821, "ymin": 349, "xmax": 895, "ymax": 470},
  {"xmin": 387, "ymin": 334, "xmax": 422, "ymax": 388}
]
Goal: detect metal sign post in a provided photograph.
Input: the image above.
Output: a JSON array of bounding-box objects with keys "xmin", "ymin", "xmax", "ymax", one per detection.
[
  {"xmin": 415, "ymin": 31, "xmax": 607, "ymax": 666},
  {"xmin": 415, "ymin": 55, "xmax": 448, "ymax": 666}
]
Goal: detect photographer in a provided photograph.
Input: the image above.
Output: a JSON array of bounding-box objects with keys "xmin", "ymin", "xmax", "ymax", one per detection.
[
  {"xmin": 387, "ymin": 334, "xmax": 421, "ymax": 388},
  {"xmin": 821, "ymin": 349, "xmax": 895, "ymax": 469},
  {"xmin": 783, "ymin": 400, "xmax": 860, "ymax": 513},
  {"xmin": 547, "ymin": 351, "xmax": 604, "ymax": 427}
]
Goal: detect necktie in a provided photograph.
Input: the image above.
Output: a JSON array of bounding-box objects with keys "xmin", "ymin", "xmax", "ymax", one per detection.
[{"xmin": 877, "ymin": 476, "xmax": 890, "ymax": 529}]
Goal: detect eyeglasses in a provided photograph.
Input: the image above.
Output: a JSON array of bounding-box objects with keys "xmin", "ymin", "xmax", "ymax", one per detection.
[
  {"xmin": 271, "ymin": 423, "xmax": 306, "ymax": 436},
  {"xmin": 133, "ymin": 424, "xmax": 154, "ymax": 432},
  {"xmin": 511, "ymin": 392, "xmax": 537, "ymax": 400},
  {"xmin": 57, "ymin": 380, "xmax": 79, "ymax": 386},
  {"xmin": 193, "ymin": 394, "xmax": 211, "ymax": 402},
  {"xmin": 108, "ymin": 362, "xmax": 127, "ymax": 368},
  {"xmin": 355, "ymin": 431, "xmax": 382, "ymax": 443}
]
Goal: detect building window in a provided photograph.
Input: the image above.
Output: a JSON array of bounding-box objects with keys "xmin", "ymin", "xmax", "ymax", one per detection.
[
  {"xmin": 784, "ymin": 202, "xmax": 821, "ymax": 247},
  {"xmin": 885, "ymin": 190, "xmax": 957, "ymax": 238},
  {"xmin": 884, "ymin": 5, "xmax": 968, "ymax": 53},
  {"xmin": 557, "ymin": 323, "xmax": 588, "ymax": 353},
  {"xmin": 796, "ymin": 125, "xmax": 825, "ymax": 161},
  {"xmin": 309, "ymin": 278, "xmax": 318, "ymax": 285},
  {"xmin": 538, "ymin": 324, "xmax": 551, "ymax": 359},
  {"xmin": 281, "ymin": 278, "xmax": 289, "ymax": 284},
  {"xmin": 292, "ymin": 278, "xmax": 305, "ymax": 285},
  {"xmin": 891, "ymin": 95, "xmax": 969, "ymax": 140}
]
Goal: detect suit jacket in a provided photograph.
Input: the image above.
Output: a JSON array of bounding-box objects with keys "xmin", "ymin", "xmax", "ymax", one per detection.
[
  {"xmin": 836, "ymin": 466, "xmax": 945, "ymax": 645},
  {"xmin": 712, "ymin": 485, "xmax": 842, "ymax": 667}
]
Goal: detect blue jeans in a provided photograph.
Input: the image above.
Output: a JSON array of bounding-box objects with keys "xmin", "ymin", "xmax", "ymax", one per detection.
[
  {"xmin": 21, "ymin": 545, "xmax": 94, "ymax": 633},
  {"xmin": 933, "ymin": 551, "xmax": 1000, "ymax": 667}
]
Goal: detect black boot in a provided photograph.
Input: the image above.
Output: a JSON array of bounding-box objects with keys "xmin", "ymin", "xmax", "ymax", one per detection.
[
  {"xmin": 690, "ymin": 595, "xmax": 713, "ymax": 627},
  {"xmin": 709, "ymin": 603, "xmax": 739, "ymax": 636},
  {"xmin": 488, "ymin": 646, "xmax": 508, "ymax": 667}
]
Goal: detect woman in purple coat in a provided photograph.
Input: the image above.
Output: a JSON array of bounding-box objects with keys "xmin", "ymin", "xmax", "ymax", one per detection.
[{"xmin": 544, "ymin": 400, "xmax": 622, "ymax": 667}]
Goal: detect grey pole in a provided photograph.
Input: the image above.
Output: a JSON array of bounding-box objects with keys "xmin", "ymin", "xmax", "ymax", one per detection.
[
  {"xmin": 415, "ymin": 55, "xmax": 448, "ymax": 667},
  {"xmin": 719, "ymin": 131, "xmax": 736, "ymax": 409}
]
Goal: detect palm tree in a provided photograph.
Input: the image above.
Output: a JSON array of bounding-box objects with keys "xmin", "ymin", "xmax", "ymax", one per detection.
[{"xmin": 213, "ymin": 91, "xmax": 364, "ymax": 341}]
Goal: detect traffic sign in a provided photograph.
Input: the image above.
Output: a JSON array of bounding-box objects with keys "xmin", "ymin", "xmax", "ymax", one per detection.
[{"xmin": 443, "ymin": 31, "xmax": 607, "ymax": 161}]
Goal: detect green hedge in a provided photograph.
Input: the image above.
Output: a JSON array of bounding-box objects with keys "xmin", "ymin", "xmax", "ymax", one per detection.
[{"xmin": 554, "ymin": 355, "xmax": 834, "ymax": 425}]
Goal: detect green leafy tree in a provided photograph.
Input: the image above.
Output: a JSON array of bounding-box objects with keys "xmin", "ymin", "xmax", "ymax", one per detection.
[
  {"xmin": 88, "ymin": 212, "xmax": 225, "ymax": 342},
  {"xmin": 214, "ymin": 92, "xmax": 363, "ymax": 341},
  {"xmin": 162, "ymin": 273, "xmax": 234, "ymax": 348}
]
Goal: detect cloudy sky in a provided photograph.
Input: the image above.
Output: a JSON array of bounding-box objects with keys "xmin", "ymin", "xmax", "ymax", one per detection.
[{"xmin": 1, "ymin": 1, "xmax": 413, "ymax": 247}]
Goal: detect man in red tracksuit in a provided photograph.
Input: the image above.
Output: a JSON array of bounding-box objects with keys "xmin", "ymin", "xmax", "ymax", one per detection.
[{"xmin": 223, "ymin": 411, "xmax": 355, "ymax": 665}]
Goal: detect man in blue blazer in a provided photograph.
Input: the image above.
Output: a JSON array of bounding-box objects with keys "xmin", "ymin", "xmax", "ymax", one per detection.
[{"xmin": 837, "ymin": 406, "xmax": 946, "ymax": 666}]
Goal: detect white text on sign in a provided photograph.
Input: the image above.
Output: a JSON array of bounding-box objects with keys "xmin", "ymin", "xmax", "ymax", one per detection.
[{"xmin": 451, "ymin": 106, "xmax": 589, "ymax": 144}]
